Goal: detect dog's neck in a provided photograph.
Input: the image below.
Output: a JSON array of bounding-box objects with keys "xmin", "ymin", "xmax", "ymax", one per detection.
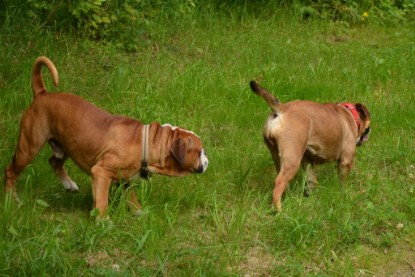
[
  {"xmin": 340, "ymin": 103, "xmax": 360, "ymax": 131},
  {"xmin": 140, "ymin": 124, "xmax": 151, "ymax": 178},
  {"xmin": 140, "ymin": 124, "xmax": 170, "ymax": 178}
]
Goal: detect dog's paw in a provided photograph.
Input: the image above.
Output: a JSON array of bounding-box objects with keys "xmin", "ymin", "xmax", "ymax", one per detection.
[
  {"xmin": 62, "ymin": 179, "xmax": 79, "ymax": 192},
  {"xmin": 96, "ymin": 217, "xmax": 113, "ymax": 229},
  {"xmin": 304, "ymin": 181, "xmax": 318, "ymax": 197},
  {"xmin": 133, "ymin": 208, "xmax": 148, "ymax": 218},
  {"xmin": 133, "ymin": 209, "xmax": 142, "ymax": 217}
]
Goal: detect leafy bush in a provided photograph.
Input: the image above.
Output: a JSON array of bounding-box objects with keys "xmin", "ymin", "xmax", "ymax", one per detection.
[
  {"xmin": 1, "ymin": 0, "xmax": 413, "ymax": 50},
  {"xmin": 291, "ymin": 0, "xmax": 414, "ymax": 24}
]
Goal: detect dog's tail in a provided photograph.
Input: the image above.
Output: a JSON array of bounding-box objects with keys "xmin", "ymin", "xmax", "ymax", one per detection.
[
  {"xmin": 249, "ymin": 81, "xmax": 280, "ymax": 113},
  {"xmin": 31, "ymin": 56, "xmax": 59, "ymax": 98}
]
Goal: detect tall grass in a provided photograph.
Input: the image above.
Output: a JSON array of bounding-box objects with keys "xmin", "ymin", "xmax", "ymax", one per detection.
[{"xmin": 1, "ymin": 7, "xmax": 414, "ymax": 276}]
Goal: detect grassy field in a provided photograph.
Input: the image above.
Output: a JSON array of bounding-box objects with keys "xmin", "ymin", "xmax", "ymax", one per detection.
[{"xmin": 1, "ymin": 10, "xmax": 414, "ymax": 276}]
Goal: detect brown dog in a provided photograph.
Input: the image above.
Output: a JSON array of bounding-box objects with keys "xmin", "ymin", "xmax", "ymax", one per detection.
[
  {"xmin": 4, "ymin": 56, "xmax": 208, "ymax": 219},
  {"xmin": 250, "ymin": 81, "xmax": 370, "ymax": 211}
]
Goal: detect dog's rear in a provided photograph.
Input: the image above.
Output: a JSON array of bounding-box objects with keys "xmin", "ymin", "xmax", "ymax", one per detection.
[
  {"xmin": 249, "ymin": 81, "xmax": 371, "ymax": 212},
  {"xmin": 5, "ymin": 57, "xmax": 61, "ymax": 200}
]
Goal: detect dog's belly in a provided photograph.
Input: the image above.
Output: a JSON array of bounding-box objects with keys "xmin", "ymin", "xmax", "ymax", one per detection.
[
  {"xmin": 59, "ymin": 136, "xmax": 140, "ymax": 178},
  {"xmin": 305, "ymin": 144, "xmax": 338, "ymax": 163},
  {"xmin": 47, "ymin": 109, "xmax": 141, "ymax": 178}
]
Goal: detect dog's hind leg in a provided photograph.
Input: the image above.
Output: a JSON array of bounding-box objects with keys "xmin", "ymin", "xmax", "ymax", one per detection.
[
  {"xmin": 5, "ymin": 119, "xmax": 47, "ymax": 201},
  {"xmin": 48, "ymin": 139, "xmax": 79, "ymax": 192},
  {"xmin": 301, "ymin": 158, "xmax": 318, "ymax": 197},
  {"xmin": 272, "ymin": 137, "xmax": 306, "ymax": 211},
  {"xmin": 49, "ymin": 156, "xmax": 79, "ymax": 192},
  {"xmin": 4, "ymin": 152, "xmax": 34, "ymax": 202},
  {"xmin": 273, "ymin": 159, "xmax": 302, "ymax": 212}
]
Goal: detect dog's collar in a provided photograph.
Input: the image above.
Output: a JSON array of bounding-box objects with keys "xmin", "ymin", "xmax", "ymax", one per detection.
[
  {"xmin": 340, "ymin": 103, "xmax": 360, "ymax": 131},
  {"xmin": 140, "ymin": 124, "xmax": 150, "ymax": 179}
]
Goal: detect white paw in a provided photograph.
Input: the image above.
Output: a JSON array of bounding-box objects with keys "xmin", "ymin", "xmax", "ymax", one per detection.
[
  {"xmin": 96, "ymin": 217, "xmax": 113, "ymax": 229},
  {"xmin": 62, "ymin": 179, "xmax": 79, "ymax": 192},
  {"xmin": 134, "ymin": 209, "xmax": 143, "ymax": 217},
  {"xmin": 134, "ymin": 208, "xmax": 148, "ymax": 218}
]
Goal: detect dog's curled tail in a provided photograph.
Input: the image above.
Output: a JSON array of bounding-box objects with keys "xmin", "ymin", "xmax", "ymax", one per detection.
[
  {"xmin": 31, "ymin": 56, "xmax": 59, "ymax": 97},
  {"xmin": 249, "ymin": 81, "xmax": 280, "ymax": 113}
]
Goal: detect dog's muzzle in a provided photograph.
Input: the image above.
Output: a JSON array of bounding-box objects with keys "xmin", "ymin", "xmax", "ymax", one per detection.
[
  {"xmin": 196, "ymin": 149, "xmax": 208, "ymax": 173},
  {"xmin": 357, "ymin": 127, "xmax": 371, "ymax": 146}
]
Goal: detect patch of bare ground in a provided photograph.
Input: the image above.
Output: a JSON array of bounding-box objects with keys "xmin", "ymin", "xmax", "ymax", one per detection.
[
  {"xmin": 237, "ymin": 246, "xmax": 276, "ymax": 276},
  {"xmin": 356, "ymin": 232, "xmax": 415, "ymax": 276},
  {"xmin": 84, "ymin": 250, "xmax": 125, "ymax": 272}
]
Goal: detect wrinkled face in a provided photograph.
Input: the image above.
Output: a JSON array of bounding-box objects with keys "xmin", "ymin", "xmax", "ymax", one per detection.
[{"xmin": 171, "ymin": 131, "xmax": 209, "ymax": 174}]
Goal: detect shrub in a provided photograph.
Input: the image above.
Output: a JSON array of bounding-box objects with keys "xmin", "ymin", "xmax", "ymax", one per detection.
[
  {"xmin": 1, "ymin": 0, "xmax": 413, "ymax": 50},
  {"xmin": 291, "ymin": 0, "xmax": 414, "ymax": 24}
]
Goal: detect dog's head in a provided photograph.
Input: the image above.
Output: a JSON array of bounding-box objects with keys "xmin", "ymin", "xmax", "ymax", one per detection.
[
  {"xmin": 355, "ymin": 103, "xmax": 371, "ymax": 146},
  {"xmin": 170, "ymin": 131, "xmax": 209, "ymax": 174},
  {"xmin": 149, "ymin": 124, "xmax": 208, "ymax": 177}
]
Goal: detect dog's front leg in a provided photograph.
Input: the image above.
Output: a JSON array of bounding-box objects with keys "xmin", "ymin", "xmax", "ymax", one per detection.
[
  {"xmin": 337, "ymin": 155, "xmax": 354, "ymax": 183},
  {"xmin": 123, "ymin": 182, "xmax": 142, "ymax": 216},
  {"xmin": 91, "ymin": 166, "xmax": 112, "ymax": 220}
]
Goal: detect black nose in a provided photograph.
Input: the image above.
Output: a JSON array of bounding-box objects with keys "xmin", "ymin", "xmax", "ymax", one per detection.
[{"xmin": 196, "ymin": 164, "xmax": 204, "ymax": 173}]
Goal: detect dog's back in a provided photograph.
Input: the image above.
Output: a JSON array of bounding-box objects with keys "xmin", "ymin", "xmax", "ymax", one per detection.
[
  {"xmin": 24, "ymin": 57, "xmax": 141, "ymax": 173},
  {"xmin": 25, "ymin": 91, "xmax": 140, "ymax": 172}
]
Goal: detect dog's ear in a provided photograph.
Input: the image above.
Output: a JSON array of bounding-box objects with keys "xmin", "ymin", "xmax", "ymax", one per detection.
[
  {"xmin": 171, "ymin": 138, "xmax": 187, "ymax": 166},
  {"xmin": 355, "ymin": 103, "xmax": 370, "ymax": 120}
]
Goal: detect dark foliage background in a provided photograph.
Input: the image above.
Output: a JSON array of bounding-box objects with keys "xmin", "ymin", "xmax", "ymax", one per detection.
[{"xmin": 1, "ymin": 0, "xmax": 414, "ymax": 51}]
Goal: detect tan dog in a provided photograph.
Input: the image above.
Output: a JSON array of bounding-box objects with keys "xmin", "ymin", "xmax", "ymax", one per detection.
[
  {"xmin": 249, "ymin": 81, "xmax": 370, "ymax": 211},
  {"xmin": 4, "ymin": 56, "xmax": 208, "ymax": 219}
]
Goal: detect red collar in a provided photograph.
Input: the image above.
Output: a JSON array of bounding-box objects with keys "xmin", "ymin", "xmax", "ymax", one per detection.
[{"xmin": 340, "ymin": 103, "xmax": 360, "ymax": 130}]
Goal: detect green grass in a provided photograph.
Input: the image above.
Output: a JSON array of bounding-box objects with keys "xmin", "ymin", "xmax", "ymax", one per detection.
[{"xmin": 1, "ymin": 11, "xmax": 414, "ymax": 276}]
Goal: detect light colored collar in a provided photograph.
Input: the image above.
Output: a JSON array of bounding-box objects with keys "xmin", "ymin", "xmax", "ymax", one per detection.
[{"xmin": 140, "ymin": 124, "xmax": 150, "ymax": 178}]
